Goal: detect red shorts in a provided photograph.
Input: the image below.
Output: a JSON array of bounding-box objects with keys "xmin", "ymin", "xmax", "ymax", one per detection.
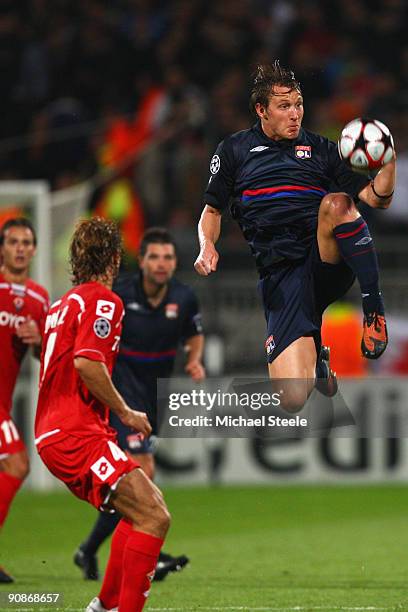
[
  {"xmin": 0, "ymin": 407, "xmax": 26, "ymax": 459},
  {"xmin": 39, "ymin": 435, "xmax": 139, "ymax": 510}
]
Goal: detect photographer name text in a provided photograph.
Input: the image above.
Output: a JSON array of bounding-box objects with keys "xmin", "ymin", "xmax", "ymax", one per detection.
[{"xmin": 168, "ymin": 415, "xmax": 308, "ymax": 428}]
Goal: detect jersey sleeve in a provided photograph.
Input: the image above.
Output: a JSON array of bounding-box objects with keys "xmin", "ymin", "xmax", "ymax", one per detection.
[
  {"xmin": 327, "ymin": 140, "xmax": 371, "ymax": 200},
  {"xmin": 181, "ymin": 290, "xmax": 203, "ymax": 342},
  {"xmin": 73, "ymin": 294, "xmax": 123, "ymax": 363},
  {"xmin": 203, "ymin": 137, "xmax": 236, "ymax": 211}
]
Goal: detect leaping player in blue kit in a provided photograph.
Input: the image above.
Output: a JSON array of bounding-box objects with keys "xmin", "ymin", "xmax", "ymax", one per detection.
[{"xmin": 195, "ymin": 61, "xmax": 396, "ymax": 412}]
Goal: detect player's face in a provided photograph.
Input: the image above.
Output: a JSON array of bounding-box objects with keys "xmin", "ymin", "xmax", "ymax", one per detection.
[
  {"xmin": 0, "ymin": 226, "xmax": 36, "ymax": 274},
  {"xmin": 256, "ymin": 86, "xmax": 304, "ymax": 140},
  {"xmin": 139, "ymin": 243, "xmax": 177, "ymax": 287}
]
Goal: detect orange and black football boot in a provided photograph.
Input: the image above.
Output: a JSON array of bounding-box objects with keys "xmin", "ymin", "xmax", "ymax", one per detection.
[
  {"xmin": 315, "ymin": 345, "xmax": 338, "ymax": 397},
  {"xmin": 361, "ymin": 312, "xmax": 388, "ymax": 359}
]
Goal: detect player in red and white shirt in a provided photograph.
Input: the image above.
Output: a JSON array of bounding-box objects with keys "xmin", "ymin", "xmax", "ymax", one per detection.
[
  {"xmin": 35, "ymin": 218, "xmax": 170, "ymax": 612},
  {"xmin": 0, "ymin": 218, "xmax": 49, "ymax": 584}
]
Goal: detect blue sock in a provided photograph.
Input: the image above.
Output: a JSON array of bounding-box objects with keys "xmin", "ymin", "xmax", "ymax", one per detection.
[
  {"xmin": 333, "ymin": 217, "xmax": 384, "ymax": 315},
  {"xmin": 81, "ymin": 511, "xmax": 121, "ymax": 556}
]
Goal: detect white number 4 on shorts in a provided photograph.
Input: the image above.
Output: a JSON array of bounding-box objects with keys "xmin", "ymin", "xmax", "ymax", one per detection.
[{"xmin": 107, "ymin": 440, "xmax": 127, "ymax": 462}]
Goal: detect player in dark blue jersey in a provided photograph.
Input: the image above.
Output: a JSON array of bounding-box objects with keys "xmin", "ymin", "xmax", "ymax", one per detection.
[
  {"xmin": 195, "ymin": 61, "xmax": 396, "ymax": 412},
  {"xmin": 75, "ymin": 228, "xmax": 205, "ymax": 582}
]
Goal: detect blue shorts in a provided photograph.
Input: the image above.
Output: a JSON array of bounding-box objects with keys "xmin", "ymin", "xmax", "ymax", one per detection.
[
  {"xmin": 259, "ymin": 241, "xmax": 355, "ymax": 363},
  {"xmin": 110, "ymin": 374, "xmax": 156, "ymax": 454},
  {"xmin": 110, "ymin": 411, "xmax": 155, "ymax": 455}
]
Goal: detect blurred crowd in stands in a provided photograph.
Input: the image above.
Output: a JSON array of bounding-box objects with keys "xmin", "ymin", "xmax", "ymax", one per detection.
[{"xmin": 1, "ymin": 0, "xmax": 408, "ymax": 245}]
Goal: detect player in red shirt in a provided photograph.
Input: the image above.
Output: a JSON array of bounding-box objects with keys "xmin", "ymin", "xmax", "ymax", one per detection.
[
  {"xmin": 0, "ymin": 218, "xmax": 49, "ymax": 584},
  {"xmin": 35, "ymin": 218, "xmax": 170, "ymax": 612}
]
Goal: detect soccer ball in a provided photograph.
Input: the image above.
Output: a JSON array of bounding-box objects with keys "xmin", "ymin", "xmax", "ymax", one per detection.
[{"xmin": 338, "ymin": 118, "xmax": 394, "ymax": 170}]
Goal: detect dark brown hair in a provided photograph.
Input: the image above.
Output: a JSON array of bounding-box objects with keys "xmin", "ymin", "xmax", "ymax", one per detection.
[
  {"xmin": 70, "ymin": 217, "xmax": 122, "ymax": 285},
  {"xmin": 139, "ymin": 227, "xmax": 176, "ymax": 257},
  {"xmin": 0, "ymin": 217, "xmax": 37, "ymax": 246},
  {"xmin": 249, "ymin": 60, "xmax": 301, "ymax": 115}
]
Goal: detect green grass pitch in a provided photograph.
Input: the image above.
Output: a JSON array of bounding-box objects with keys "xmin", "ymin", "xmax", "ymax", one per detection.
[{"xmin": 1, "ymin": 485, "xmax": 408, "ymax": 611}]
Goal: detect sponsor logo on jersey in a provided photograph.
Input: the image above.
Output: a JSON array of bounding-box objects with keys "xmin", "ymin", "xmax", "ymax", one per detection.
[
  {"xmin": 355, "ymin": 236, "xmax": 372, "ymax": 246},
  {"xmin": 13, "ymin": 297, "xmax": 24, "ymax": 311},
  {"xmin": 90, "ymin": 456, "xmax": 115, "ymax": 481},
  {"xmin": 93, "ymin": 317, "xmax": 111, "ymax": 338},
  {"xmin": 165, "ymin": 303, "xmax": 179, "ymax": 319},
  {"xmin": 250, "ymin": 146, "xmax": 269, "ymax": 152},
  {"xmin": 295, "ymin": 145, "xmax": 312, "ymax": 159},
  {"xmin": 265, "ymin": 334, "xmax": 275, "ymax": 356},
  {"xmin": 0, "ymin": 311, "xmax": 25, "ymax": 328},
  {"xmin": 96, "ymin": 300, "xmax": 115, "ymax": 320},
  {"xmin": 210, "ymin": 154, "xmax": 220, "ymax": 175}
]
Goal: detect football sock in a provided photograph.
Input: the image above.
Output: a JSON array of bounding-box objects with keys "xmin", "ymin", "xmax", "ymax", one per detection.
[
  {"xmin": 333, "ymin": 217, "xmax": 384, "ymax": 315},
  {"xmin": 98, "ymin": 518, "xmax": 132, "ymax": 610},
  {"xmin": 81, "ymin": 511, "xmax": 120, "ymax": 556},
  {"xmin": 119, "ymin": 530, "xmax": 163, "ymax": 612},
  {"xmin": 0, "ymin": 473, "xmax": 23, "ymax": 527}
]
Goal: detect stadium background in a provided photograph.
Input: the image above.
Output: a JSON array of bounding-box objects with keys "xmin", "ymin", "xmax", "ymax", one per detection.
[
  {"xmin": 2, "ymin": 2, "xmax": 408, "ymax": 610},
  {"xmin": 1, "ymin": 1, "xmax": 408, "ymax": 485}
]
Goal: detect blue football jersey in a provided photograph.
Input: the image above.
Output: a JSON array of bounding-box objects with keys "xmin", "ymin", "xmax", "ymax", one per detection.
[
  {"xmin": 112, "ymin": 272, "xmax": 202, "ymax": 410},
  {"xmin": 204, "ymin": 122, "xmax": 370, "ymax": 275}
]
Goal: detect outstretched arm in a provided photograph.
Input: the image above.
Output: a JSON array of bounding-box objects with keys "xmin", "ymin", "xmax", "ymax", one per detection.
[
  {"xmin": 358, "ymin": 157, "xmax": 396, "ymax": 209},
  {"xmin": 194, "ymin": 205, "xmax": 222, "ymax": 276}
]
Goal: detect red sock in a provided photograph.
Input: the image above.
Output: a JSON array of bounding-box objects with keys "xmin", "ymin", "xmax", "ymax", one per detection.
[
  {"xmin": 0, "ymin": 473, "xmax": 23, "ymax": 527},
  {"xmin": 119, "ymin": 530, "xmax": 163, "ymax": 612},
  {"xmin": 99, "ymin": 518, "xmax": 132, "ymax": 609}
]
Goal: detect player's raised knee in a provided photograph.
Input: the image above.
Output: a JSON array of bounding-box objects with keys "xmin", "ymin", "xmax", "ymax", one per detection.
[{"xmin": 319, "ymin": 192, "xmax": 355, "ymax": 224}]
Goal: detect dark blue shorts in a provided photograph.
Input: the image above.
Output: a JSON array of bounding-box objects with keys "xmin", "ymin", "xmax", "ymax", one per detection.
[
  {"xmin": 110, "ymin": 411, "xmax": 155, "ymax": 454},
  {"xmin": 258, "ymin": 241, "xmax": 355, "ymax": 363},
  {"xmin": 110, "ymin": 374, "xmax": 156, "ymax": 454}
]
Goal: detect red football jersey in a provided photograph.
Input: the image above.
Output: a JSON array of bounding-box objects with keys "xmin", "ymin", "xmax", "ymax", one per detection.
[
  {"xmin": 35, "ymin": 282, "xmax": 124, "ymax": 450},
  {"xmin": 0, "ymin": 273, "xmax": 49, "ymax": 413}
]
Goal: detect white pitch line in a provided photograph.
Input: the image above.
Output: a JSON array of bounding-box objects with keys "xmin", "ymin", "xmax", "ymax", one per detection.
[
  {"xmin": 5, "ymin": 602, "xmax": 399, "ymax": 610},
  {"xmin": 45, "ymin": 607, "xmax": 394, "ymax": 612},
  {"xmin": 146, "ymin": 606, "xmax": 393, "ymax": 611},
  {"xmin": 48, "ymin": 607, "xmax": 397, "ymax": 612}
]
